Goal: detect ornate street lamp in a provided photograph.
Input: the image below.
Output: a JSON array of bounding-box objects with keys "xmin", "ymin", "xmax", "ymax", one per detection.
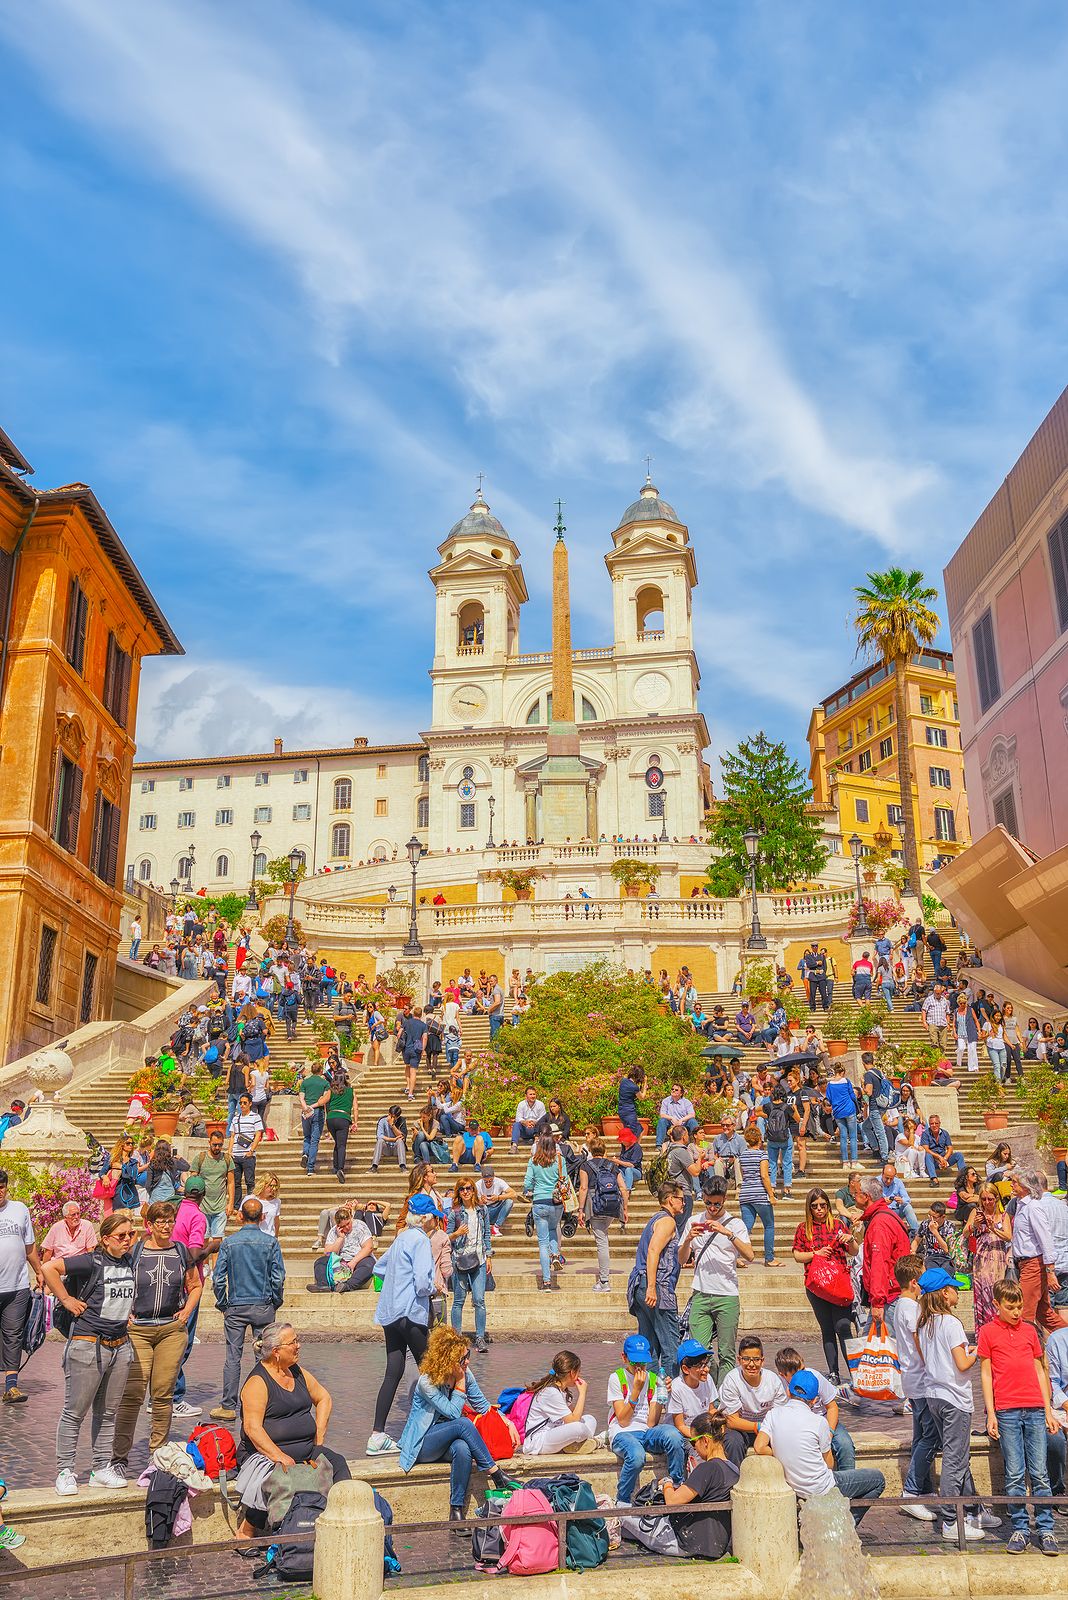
[
  {"xmin": 659, "ymin": 792, "xmax": 669, "ymax": 845},
  {"xmin": 743, "ymin": 827, "xmax": 767, "ymax": 949},
  {"xmin": 402, "ymin": 835, "xmax": 424, "ymax": 956},
  {"xmin": 186, "ymin": 842, "xmax": 196, "ymax": 889},
  {"xmin": 849, "ymin": 832, "xmax": 871, "ymax": 936},
  {"xmin": 387, "ymin": 885, "xmax": 397, "ymax": 902},
  {"xmin": 486, "ymin": 794, "xmax": 496, "ymax": 850},
  {"xmin": 246, "ymin": 829, "xmax": 262, "ymax": 912},
  {"xmin": 169, "ymin": 877, "xmax": 179, "ymax": 907},
  {"xmin": 284, "ymin": 845, "xmax": 303, "ymax": 948}
]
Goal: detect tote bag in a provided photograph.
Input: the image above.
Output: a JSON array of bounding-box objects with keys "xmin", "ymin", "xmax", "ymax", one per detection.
[{"xmin": 845, "ymin": 1315, "xmax": 903, "ymax": 1403}]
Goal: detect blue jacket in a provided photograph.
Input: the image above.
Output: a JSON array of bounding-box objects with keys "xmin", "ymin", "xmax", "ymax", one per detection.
[
  {"xmin": 374, "ymin": 1224, "xmax": 434, "ymax": 1328},
  {"xmin": 213, "ymin": 1223, "xmax": 285, "ymax": 1310},
  {"xmin": 399, "ymin": 1370, "xmax": 490, "ymax": 1471}
]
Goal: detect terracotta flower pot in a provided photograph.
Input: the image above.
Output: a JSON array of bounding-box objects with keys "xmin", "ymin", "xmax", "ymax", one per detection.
[
  {"xmin": 858, "ymin": 1033, "xmax": 880, "ymax": 1051},
  {"xmin": 982, "ymin": 1112, "xmax": 1008, "ymax": 1130},
  {"xmin": 639, "ymin": 1117, "xmax": 651, "ymax": 1135},
  {"xmin": 623, "ymin": 884, "xmax": 641, "ymax": 899},
  {"xmin": 204, "ymin": 1118, "xmax": 227, "ymax": 1137},
  {"xmin": 1050, "ymin": 1145, "xmax": 1068, "ymax": 1164},
  {"xmin": 702, "ymin": 1122, "xmax": 722, "ymax": 1136},
  {"xmin": 317, "ymin": 1041, "xmax": 333, "ymax": 1058},
  {"xmin": 151, "ymin": 1110, "xmax": 180, "ymax": 1138},
  {"xmin": 826, "ymin": 1040, "xmax": 848, "ymax": 1058},
  {"xmin": 910, "ymin": 1067, "xmax": 935, "ymax": 1087},
  {"xmin": 602, "ymin": 1116, "xmax": 622, "ymax": 1137},
  {"xmin": 514, "ymin": 889, "xmax": 532, "ymax": 901}
]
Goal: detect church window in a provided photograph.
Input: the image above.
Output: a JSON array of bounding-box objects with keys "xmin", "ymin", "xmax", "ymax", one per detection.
[
  {"xmin": 417, "ymin": 754, "xmax": 430, "ymax": 782},
  {"xmin": 138, "ymin": 858, "xmax": 153, "ymax": 881},
  {"xmin": 635, "ymin": 585, "xmax": 665, "ymax": 638},
  {"xmin": 462, "ymin": 766, "xmax": 474, "ymax": 780},
  {"xmin": 647, "ymin": 792, "xmax": 665, "ymax": 818},
  {"xmin": 331, "ymin": 823, "xmax": 351, "ymax": 857},
  {"xmin": 333, "ymin": 778, "xmax": 352, "ymax": 810},
  {"xmin": 459, "ymin": 802, "xmax": 476, "ymax": 830},
  {"xmin": 417, "ymin": 797, "xmax": 430, "ymax": 827},
  {"xmin": 526, "ymin": 699, "xmax": 541, "ymax": 725},
  {"xmin": 375, "ymin": 798, "xmax": 388, "ymax": 817},
  {"xmin": 581, "ymin": 696, "xmax": 597, "ymax": 721},
  {"xmin": 457, "ymin": 601, "xmax": 485, "ymax": 652},
  {"xmin": 253, "ymin": 852, "xmax": 267, "ymax": 876},
  {"xmin": 215, "ymin": 854, "xmax": 230, "ymax": 878}
]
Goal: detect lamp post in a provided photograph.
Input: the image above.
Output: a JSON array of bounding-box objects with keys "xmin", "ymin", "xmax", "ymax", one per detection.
[
  {"xmin": 659, "ymin": 792, "xmax": 669, "ymax": 844},
  {"xmin": 849, "ymin": 832, "xmax": 871, "ymax": 936},
  {"xmin": 169, "ymin": 877, "xmax": 179, "ymax": 908},
  {"xmin": 486, "ymin": 794, "xmax": 496, "ymax": 850},
  {"xmin": 186, "ymin": 843, "xmax": 196, "ymax": 890},
  {"xmin": 402, "ymin": 835, "xmax": 423, "ymax": 956},
  {"xmin": 743, "ymin": 827, "xmax": 767, "ymax": 949},
  {"xmin": 246, "ymin": 829, "xmax": 261, "ymax": 912},
  {"xmin": 387, "ymin": 885, "xmax": 397, "ymax": 902},
  {"xmin": 284, "ymin": 845, "xmax": 303, "ymax": 949}
]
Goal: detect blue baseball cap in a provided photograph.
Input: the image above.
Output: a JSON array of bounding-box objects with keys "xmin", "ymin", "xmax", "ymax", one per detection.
[
  {"xmin": 407, "ymin": 1193, "xmax": 446, "ymax": 1219},
  {"xmin": 788, "ymin": 1371, "xmax": 820, "ymax": 1402},
  {"xmin": 917, "ymin": 1267, "xmax": 958, "ymax": 1294},
  {"xmin": 676, "ymin": 1339, "xmax": 710, "ymax": 1364},
  {"xmin": 622, "ymin": 1334, "xmax": 653, "ymax": 1364}
]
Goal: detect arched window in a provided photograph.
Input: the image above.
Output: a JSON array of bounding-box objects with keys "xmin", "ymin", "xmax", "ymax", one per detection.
[
  {"xmin": 527, "ymin": 691, "xmax": 598, "ymax": 725},
  {"xmin": 253, "ymin": 852, "xmax": 267, "ymax": 876},
  {"xmin": 372, "ymin": 844, "xmax": 388, "ymax": 861},
  {"xmin": 177, "ymin": 856, "xmax": 193, "ymax": 881},
  {"xmin": 457, "ymin": 601, "xmax": 485, "ymax": 652},
  {"xmin": 138, "ymin": 858, "xmax": 153, "ymax": 882},
  {"xmin": 417, "ymin": 754, "xmax": 430, "ymax": 783},
  {"xmin": 636, "ymin": 585, "xmax": 665, "ymax": 638},
  {"xmin": 417, "ymin": 796, "xmax": 430, "ymax": 827},
  {"xmin": 333, "ymin": 778, "xmax": 352, "ymax": 811},
  {"xmin": 581, "ymin": 696, "xmax": 597, "ymax": 721},
  {"xmin": 332, "ymin": 823, "xmax": 351, "ymax": 858},
  {"xmin": 526, "ymin": 697, "xmax": 541, "ymax": 725},
  {"xmin": 215, "ymin": 854, "xmax": 230, "ymax": 878}
]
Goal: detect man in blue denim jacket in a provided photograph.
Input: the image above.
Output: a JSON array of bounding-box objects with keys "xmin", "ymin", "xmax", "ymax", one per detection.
[{"xmin": 210, "ymin": 1197, "xmax": 285, "ymax": 1420}]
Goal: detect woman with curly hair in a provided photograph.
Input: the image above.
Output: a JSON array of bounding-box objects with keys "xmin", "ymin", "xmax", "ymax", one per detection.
[{"xmin": 398, "ymin": 1326, "xmax": 518, "ymax": 1524}]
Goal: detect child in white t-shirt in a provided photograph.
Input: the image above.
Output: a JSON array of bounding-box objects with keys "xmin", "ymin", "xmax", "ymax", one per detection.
[
  {"xmin": 522, "ymin": 1350, "xmax": 598, "ymax": 1456},
  {"xmin": 607, "ymin": 1333, "xmax": 684, "ymax": 1504},
  {"xmin": 774, "ymin": 1346, "xmax": 855, "ymax": 1469},
  {"xmin": 718, "ymin": 1336, "xmax": 786, "ymax": 1447},
  {"xmin": 914, "ymin": 1267, "xmax": 985, "ymax": 1542}
]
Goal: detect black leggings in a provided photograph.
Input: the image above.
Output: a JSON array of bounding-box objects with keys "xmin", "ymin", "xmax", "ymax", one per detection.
[
  {"xmin": 240, "ymin": 1444, "xmax": 350, "ymax": 1530},
  {"xmin": 0, "ymin": 1288, "xmax": 29, "ymax": 1373},
  {"xmin": 1003, "ymin": 1042, "xmax": 1024, "ymax": 1082},
  {"xmin": 373, "ymin": 1315, "xmax": 429, "ymax": 1433},
  {"xmin": 327, "ymin": 1116, "xmax": 350, "ymax": 1174},
  {"xmin": 805, "ymin": 1288, "xmax": 855, "ymax": 1383}
]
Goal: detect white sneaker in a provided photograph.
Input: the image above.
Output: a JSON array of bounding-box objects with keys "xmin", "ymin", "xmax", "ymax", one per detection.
[
  {"xmin": 900, "ymin": 1502, "xmax": 937, "ymax": 1522},
  {"xmin": 366, "ymin": 1432, "xmax": 400, "ymax": 1455},
  {"xmin": 171, "ymin": 1399, "xmax": 202, "ymax": 1418},
  {"xmin": 89, "ymin": 1466, "xmax": 128, "ymax": 1490},
  {"xmin": 942, "ymin": 1518, "xmax": 984, "ymax": 1541},
  {"xmin": 55, "ymin": 1469, "xmax": 78, "ymax": 1497}
]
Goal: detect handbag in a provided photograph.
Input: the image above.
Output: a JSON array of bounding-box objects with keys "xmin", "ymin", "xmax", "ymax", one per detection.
[
  {"xmin": 553, "ymin": 1156, "xmax": 579, "ymax": 1212},
  {"xmin": 845, "ymin": 1315, "xmax": 903, "ymax": 1403},
  {"xmin": 263, "ymin": 1454, "xmax": 335, "ymax": 1526},
  {"xmin": 804, "ymin": 1250, "xmax": 854, "ymax": 1307}
]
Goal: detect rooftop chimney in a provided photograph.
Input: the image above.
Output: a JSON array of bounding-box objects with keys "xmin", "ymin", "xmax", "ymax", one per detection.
[{"xmin": 274, "ymin": 737, "xmax": 283, "ymax": 756}]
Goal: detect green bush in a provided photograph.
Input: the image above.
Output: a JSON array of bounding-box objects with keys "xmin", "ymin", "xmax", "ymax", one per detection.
[{"xmin": 465, "ymin": 962, "xmax": 705, "ymax": 1130}]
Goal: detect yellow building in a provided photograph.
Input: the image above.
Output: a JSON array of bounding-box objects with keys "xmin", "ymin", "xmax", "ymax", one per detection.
[
  {"xmin": 0, "ymin": 426, "xmax": 180, "ymax": 1063},
  {"xmin": 807, "ymin": 649, "xmax": 970, "ymax": 875}
]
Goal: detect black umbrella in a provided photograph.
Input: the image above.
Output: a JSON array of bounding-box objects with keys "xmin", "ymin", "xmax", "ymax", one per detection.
[
  {"xmin": 762, "ymin": 1049, "xmax": 823, "ymax": 1071},
  {"xmin": 700, "ymin": 1042, "xmax": 743, "ymax": 1058}
]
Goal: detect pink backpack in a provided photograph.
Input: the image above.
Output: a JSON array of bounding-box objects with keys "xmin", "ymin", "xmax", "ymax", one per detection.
[
  {"xmin": 507, "ymin": 1391, "xmax": 535, "ymax": 1444},
  {"xmin": 496, "ymin": 1488, "xmax": 558, "ymax": 1575}
]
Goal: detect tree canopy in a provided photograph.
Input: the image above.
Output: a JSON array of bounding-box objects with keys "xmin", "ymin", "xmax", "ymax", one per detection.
[{"xmin": 706, "ymin": 732, "xmax": 829, "ymax": 895}]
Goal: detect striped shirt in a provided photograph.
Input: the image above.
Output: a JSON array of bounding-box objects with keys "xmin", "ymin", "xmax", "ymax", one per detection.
[{"xmin": 231, "ymin": 1111, "xmax": 263, "ymax": 1152}]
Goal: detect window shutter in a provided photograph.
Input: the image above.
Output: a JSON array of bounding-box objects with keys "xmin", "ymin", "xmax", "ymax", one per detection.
[
  {"xmin": 118, "ymin": 648, "xmax": 132, "ymax": 727},
  {"xmin": 972, "ymin": 611, "xmax": 1001, "ymax": 713},
  {"xmin": 90, "ymin": 791, "xmax": 103, "ymax": 876},
  {"xmin": 104, "ymin": 801, "xmax": 121, "ymax": 885},
  {"xmin": 65, "ymin": 763, "xmax": 83, "ymax": 853}
]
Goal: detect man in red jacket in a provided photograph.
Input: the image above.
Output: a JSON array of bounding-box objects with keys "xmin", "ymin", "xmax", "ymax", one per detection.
[{"xmin": 858, "ymin": 1179, "xmax": 911, "ymax": 1321}]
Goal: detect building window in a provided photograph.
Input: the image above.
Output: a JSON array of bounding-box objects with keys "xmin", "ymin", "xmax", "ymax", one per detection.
[
  {"xmin": 255, "ymin": 771, "xmax": 270, "ymax": 786},
  {"xmin": 89, "ymin": 791, "xmax": 121, "ymax": 885},
  {"xmin": 177, "ymin": 856, "xmax": 193, "ymax": 881},
  {"xmin": 459, "ymin": 802, "xmax": 476, "ymax": 829},
  {"xmin": 648, "ymin": 792, "xmax": 665, "ymax": 818},
  {"xmin": 64, "ymin": 578, "xmax": 89, "ymax": 674},
  {"xmin": 934, "ymin": 806, "xmax": 957, "ymax": 842},
  {"xmin": 887, "ymin": 803, "xmax": 904, "ymax": 826},
  {"xmin": 177, "ymin": 811, "xmax": 195, "ymax": 828},
  {"xmin": 215, "ymin": 808, "xmax": 233, "ymax": 826},
  {"xmin": 217, "ymin": 774, "xmax": 231, "ymax": 789},
  {"xmin": 333, "ymin": 778, "xmax": 352, "ymax": 811},
  {"xmin": 103, "ymin": 633, "xmax": 132, "ymax": 728},
  {"xmin": 925, "ymin": 725, "xmax": 948, "ymax": 748},
  {"xmin": 920, "ymin": 694, "xmax": 935, "ymax": 715},
  {"xmin": 879, "ymin": 737, "xmax": 893, "ymax": 761},
  {"xmin": 215, "ymin": 854, "xmax": 230, "ymax": 878},
  {"xmin": 375, "ymin": 798, "xmax": 388, "ymax": 817},
  {"xmin": 80, "ymin": 951, "xmax": 98, "ymax": 1024},
  {"xmin": 886, "ymin": 704, "xmax": 895, "ymax": 723},
  {"xmin": 376, "ymin": 763, "xmax": 387, "ymax": 779},
  {"xmin": 139, "ymin": 813, "xmax": 157, "ymax": 832},
  {"xmin": 331, "ymin": 822, "xmax": 351, "ymax": 857},
  {"xmin": 179, "ymin": 776, "xmax": 194, "ymax": 792},
  {"xmin": 141, "ymin": 779, "xmax": 155, "ymax": 793},
  {"xmin": 36, "ymin": 925, "xmax": 58, "ymax": 1006},
  {"xmin": 52, "ymin": 755, "xmax": 83, "ymax": 853},
  {"xmin": 952, "ymin": 697, "xmax": 959, "ymax": 720},
  {"xmin": 254, "ymin": 805, "xmax": 272, "ymax": 824},
  {"xmin": 138, "ymin": 858, "xmax": 152, "ymax": 881},
  {"xmin": 838, "ymin": 759, "xmax": 853, "ymax": 773},
  {"xmin": 929, "ymin": 766, "xmax": 952, "ymax": 789},
  {"xmin": 855, "ymin": 798, "xmax": 869, "ymax": 823},
  {"xmin": 972, "ymin": 609, "xmax": 1001, "ymax": 713},
  {"xmin": 293, "ymin": 769, "xmax": 309, "ymax": 784},
  {"xmin": 863, "ymin": 717, "xmax": 873, "ymax": 736},
  {"xmin": 993, "ymin": 788, "xmax": 1019, "ymax": 839},
  {"xmin": 253, "ymin": 851, "xmax": 267, "ymax": 876},
  {"xmin": 417, "ymin": 754, "xmax": 430, "ymax": 783},
  {"xmin": 858, "ymin": 750, "xmax": 872, "ymax": 772},
  {"xmin": 293, "ymin": 803, "xmax": 312, "ymax": 821},
  {"xmin": 416, "ymin": 796, "xmax": 430, "ymax": 828},
  {"xmin": 1049, "ymin": 513, "xmax": 1068, "ymax": 632}
]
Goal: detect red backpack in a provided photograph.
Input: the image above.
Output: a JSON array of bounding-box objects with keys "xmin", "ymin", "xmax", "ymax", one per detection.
[{"xmin": 188, "ymin": 1424, "xmax": 237, "ymax": 1480}]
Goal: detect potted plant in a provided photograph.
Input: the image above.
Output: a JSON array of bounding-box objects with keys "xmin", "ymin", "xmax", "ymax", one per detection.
[
  {"xmin": 694, "ymin": 1092, "xmax": 729, "ymax": 1135},
  {"xmin": 743, "ymin": 958, "xmax": 776, "ymax": 1004},
  {"xmin": 379, "ymin": 964, "xmax": 422, "ymax": 1005},
  {"xmin": 971, "ymin": 1075, "xmax": 1008, "ymax": 1130},
  {"xmin": 309, "ymin": 1014, "xmax": 339, "ymax": 1058},
  {"xmin": 189, "ymin": 1074, "xmax": 228, "ymax": 1136},
  {"xmin": 824, "ymin": 1001, "xmax": 855, "ymax": 1058},
  {"xmin": 269, "ymin": 1063, "xmax": 300, "ymax": 1095},
  {"xmin": 852, "ymin": 1001, "xmax": 883, "ymax": 1053},
  {"xmin": 610, "ymin": 858, "xmax": 661, "ymax": 899},
  {"xmin": 905, "ymin": 1042, "xmax": 941, "ymax": 1088},
  {"xmin": 484, "ymin": 866, "xmax": 545, "ymax": 902},
  {"xmin": 150, "ymin": 1088, "xmax": 181, "ymax": 1138},
  {"xmin": 1022, "ymin": 1067, "xmax": 1068, "ymax": 1163},
  {"xmin": 781, "ymin": 991, "xmax": 807, "ymax": 1034}
]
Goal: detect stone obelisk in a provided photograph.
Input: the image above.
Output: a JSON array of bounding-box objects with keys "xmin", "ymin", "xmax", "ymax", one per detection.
[{"xmin": 541, "ymin": 503, "xmax": 589, "ymax": 839}]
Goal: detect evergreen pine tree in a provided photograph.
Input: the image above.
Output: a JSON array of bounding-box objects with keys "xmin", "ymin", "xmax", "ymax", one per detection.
[{"xmin": 706, "ymin": 732, "xmax": 829, "ymax": 895}]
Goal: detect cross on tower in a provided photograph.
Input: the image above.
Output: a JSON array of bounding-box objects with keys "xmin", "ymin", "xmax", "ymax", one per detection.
[
  {"xmin": 554, "ymin": 498, "xmax": 566, "ymax": 539},
  {"xmin": 476, "ymin": 471, "xmax": 485, "ymax": 496},
  {"xmin": 644, "ymin": 455, "xmax": 654, "ymax": 483}
]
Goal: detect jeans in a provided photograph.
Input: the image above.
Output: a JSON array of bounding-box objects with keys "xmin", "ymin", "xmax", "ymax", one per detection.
[
  {"xmin": 532, "ymin": 1201, "xmax": 562, "ymax": 1283},
  {"xmin": 226, "ymin": 1094, "xmax": 242, "ymax": 1134},
  {"xmin": 221, "ymin": 1300, "xmax": 275, "ymax": 1409},
  {"xmin": 837, "ymin": 1115, "xmax": 858, "ymax": 1164},
  {"xmin": 112, "ymin": 1319, "xmax": 188, "ymax": 1465},
  {"xmin": 632, "ymin": 1300, "xmax": 680, "ymax": 1378},
  {"xmin": 997, "ymin": 1407, "xmax": 1054, "ymax": 1533},
  {"xmin": 129, "ymin": 938, "xmax": 141, "ymax": 960},
  {"xmin": 417, "ymin": 1418, "xmax": 496, "ymax": 1509},
  {"xmin": 832, "ymin": 1467, "xmax": 885, "ymax": 1525},
  {"xmin": 302, "ymin": 1108, "xmax": 325, "ymax": 1170},
  {"xmin": 923, "ymin": 1148, "xmax": 966, "ymax": 1181},
  {"xmin": 987, "ymin": 1044, "xmax": 1007, "ymax": 1083},
  {"xmin": 853, "ymin": 978, "xmax": 872, "ymax": 1000},
  {"xmin": 206, "ymin": 1211, "xmax": 227, "ymax": 1240},
  {"xmin": 831, "ymin": 1420, "xmax": 856, "ymax": 1470},
  {"xmin": 863, "ymin": 1113, "xmax": 889, "ymax": 1163},
  {"xmin": 1004, "ymin": 1042, "xmax": 1025, "ymax": 1082},
  {"xmin": 452, "ymin": 1264, "xmax": 487, "ymax": 1341},
  {"xmin": 903, "ymin": 1397, "xmax": 938, "ymax": 1496},
  {"xmin": 656, "ymin": 1116, "xmax": 698, "ymax": 1148},
  {"xmin": 688, "ymin": 1291, "xmax": 740, "ymax": 1383},
  {"xmin": 172, "ymin": 1301, "xmax": 200, "ymax": 1400},
  {"xmin": 767, "ymin": 1138, "xmax": 793, "ymax": 1189},
  {"xmin": 740, "ymin": 1199, "xmax": 775, "ymax": 1264},
  {"xmin": 233, "ymin": 1151, "xmax": 257, "ymax": 1197},
  {"xmin": 510, "ymin": 1122, "xmax": 539, "ymax": 1148},
  {"xmin": 612, "ymin": 1424, "xmax": 687, "ymax": 1503},
  {"xmin": 488, "ymin": 1012, "xmax": 504, "ymax": 1041},
  {"xmin": 890, "ymin": 1200, "xmax": 920, "ymax": 1234},
  {"xmin": 484, "ymin": 1199, "xmax": 513, "ymax": 1231},
  {"xmin": 57, "ymin": 1337, "xmax": 133, "ymax": 1473}
]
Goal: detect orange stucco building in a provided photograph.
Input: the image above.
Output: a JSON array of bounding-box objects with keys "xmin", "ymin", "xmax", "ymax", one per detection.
[{"xmin": 0, "ymin": 426, "xmax": 180, "ymax": 1063}]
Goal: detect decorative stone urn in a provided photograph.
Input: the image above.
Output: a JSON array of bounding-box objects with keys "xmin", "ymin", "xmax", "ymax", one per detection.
[
  {"xmin": 3, "ymin": 1046, "xmax": 88, "ymax": 1154},
  {"xmin": 27, "ymin": 1046, "xmax": 75, "ymax": 1101}
]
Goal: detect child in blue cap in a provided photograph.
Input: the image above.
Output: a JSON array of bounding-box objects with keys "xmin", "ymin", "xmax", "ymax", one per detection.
[{"xmin": 607, "ymin": 1333, "xmax": 686, "ymax": 1504}]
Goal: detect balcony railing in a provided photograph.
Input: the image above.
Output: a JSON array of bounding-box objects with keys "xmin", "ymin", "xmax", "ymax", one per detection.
[
  {"xmin": 456, "ymin": 644, "xmax": 484, "ymax": 657},
  {"xmin": 637, "ymin": 629, "xmax": 665, "ymax": 643}
]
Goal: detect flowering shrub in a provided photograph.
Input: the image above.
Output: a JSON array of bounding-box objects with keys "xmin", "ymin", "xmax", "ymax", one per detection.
[
  {"xmin": 847, "ymin": 895, "xmax": 906, "ymax": 938},
  {"xmin": 0, "ymin": 1154, "xmax": 101, "ymax": 1238}
]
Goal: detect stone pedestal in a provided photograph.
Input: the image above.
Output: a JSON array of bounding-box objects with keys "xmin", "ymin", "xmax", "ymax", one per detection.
[
  {"xmin": 313, "ymin": 1479, "xmax": 384, "ymax": 1600},
  {"xmin": 915, "ymin": 1083, "xmax": 962, "ymax": 1138},
  {"xmin": 2, "ymin": 1047, "xmax": 88, "ymax": 1158},
  {"xmin": 267, "ymin": 1096, "xmax": 303, "ymax": 1141},
  {"xmin": 731, "ymin": 1452, "xmax": 799, "ymax": 1596}
]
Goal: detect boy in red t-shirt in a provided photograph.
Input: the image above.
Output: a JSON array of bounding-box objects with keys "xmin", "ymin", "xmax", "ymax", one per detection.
[{"xmin": 977, "ymin": 1278, "xmax": 1060, "ymax": 1555}]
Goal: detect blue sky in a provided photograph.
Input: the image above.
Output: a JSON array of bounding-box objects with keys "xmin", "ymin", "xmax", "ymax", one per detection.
[{"xmin": 2, "ymin": 1, "xmax": 1067, "ymax": 773}]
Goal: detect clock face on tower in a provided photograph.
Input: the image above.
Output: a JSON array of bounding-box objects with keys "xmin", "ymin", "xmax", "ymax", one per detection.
[
  {"xmin": 449, "ymin": 685, "xmax": 488, "ymax": 722},
  {"xmin": 632, "ymin": 670, "xmax": 671, "ymax": 711}
]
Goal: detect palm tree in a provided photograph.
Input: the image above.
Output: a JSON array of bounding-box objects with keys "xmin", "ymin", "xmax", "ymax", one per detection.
[{"xmin": 854, "ymin": 568, "xmax": 940, "ymax": 898}]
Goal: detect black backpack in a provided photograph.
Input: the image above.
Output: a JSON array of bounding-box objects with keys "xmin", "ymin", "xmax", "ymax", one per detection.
[
  {"xmin": 472, "ymin": 1491, "xmax": 511, "ymax": 1568},
  {"xmin": 255, "ymin": 1490, "xmax": 328, "ymax": 1580},
  {"xmin": 766, "ymin": 1100, "xmax": 789, "ymax": 1144},
  {"xmin": 53, "ymin": 1254, "xmax": 105, "ymax": 1339},
  {"xmin": 589, "ymin": 1159, "xmax": 622, "ymax": 1218}
]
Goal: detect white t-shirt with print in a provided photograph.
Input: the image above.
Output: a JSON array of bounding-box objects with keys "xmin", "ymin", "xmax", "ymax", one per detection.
[
  {"xmin": 668, "ymin": 1373, "xmax": 720, "ymax": 1430},
  {"xmin": 606, "ymin": 1367, "xmax": 667, "ymax": 1440},
  {"xmin": 718, "ymin": 1366, "xmax": 786, "ymax": 1423},
  {"xmin": 523, "ymin": 1383, "xmax": 572, "ymax": 1449},
  {"xmin": 0, "ymin": 1201, "xmax": 34, "ymax": 1293},
  {"xmin": 477, "ymin": 1177, "xmax": 510, "ymax": 1204},
  {"xmin": 917, "ymin": 1312, "xmax": 973, "ymax": 1410},
  {"xmin": 679, "ymin": 1213, "xmax": 750, "ymax": 1297},
  {"xmin": 760, "ymin": 1399, "xmax": 834, "ymax": 1498}
]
